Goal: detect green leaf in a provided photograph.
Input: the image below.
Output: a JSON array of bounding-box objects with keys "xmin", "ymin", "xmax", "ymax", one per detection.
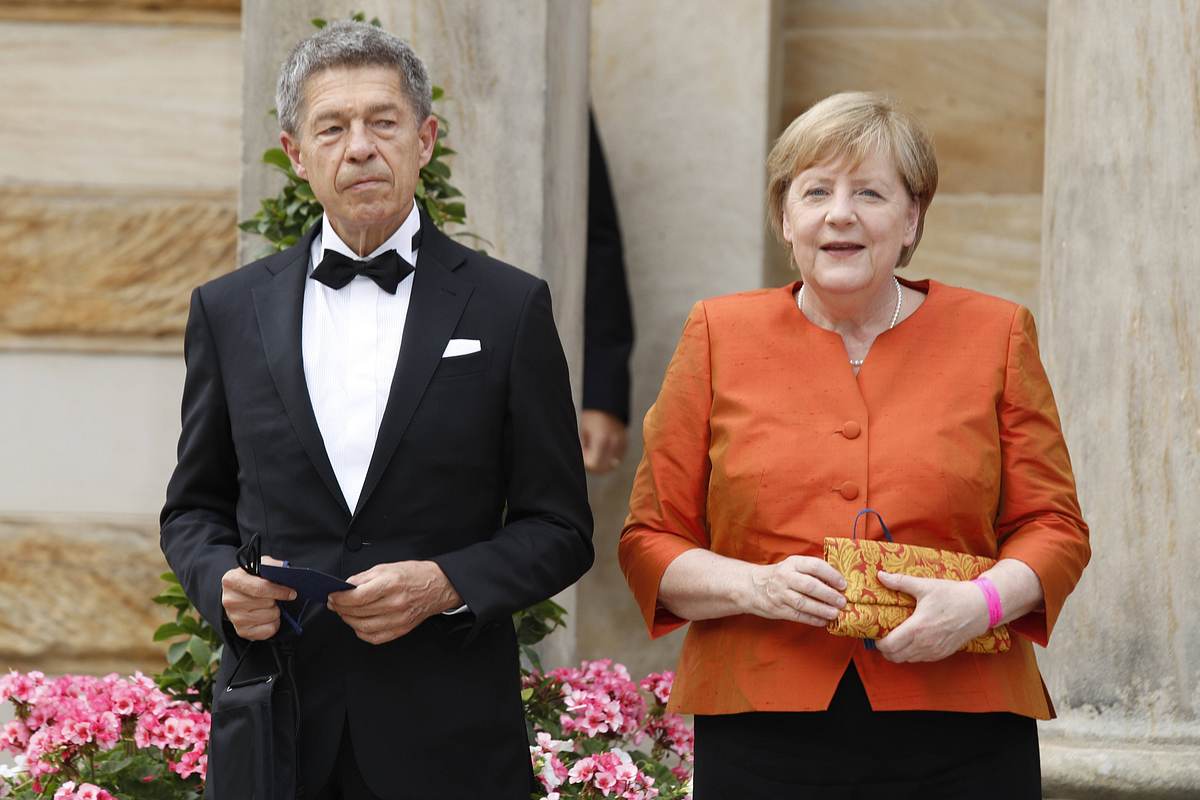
[
  {"xmin": 431, "ymin": 86, "xmax": 444, "ymax": 101},
  {"xmin": 424, "ymin": 159, "xmax": 451, "ymax": 179},
  {"xmin": 152, "ymin": 622, "xmax": 187, "ymax": 642},
  {"xmin": 166, "ymin": 641, "xmax": 188, "ymax": 665},
  {"xmin": 262, "ymin": 148, "xmax": 292, "ymax": 170},
  {"xmin": 101, "ymin": 752, "xmax": 134, "ymax": 773},
  {"xmin": 311, "ymin": 17, "xmax": 327, "ymax": 28},
  {"xmin": 187, "ymin": 637, "xmax": 211, "ymax": 667},
  {"xmin": 520, "ymin": 688, "xmax": 534, "ymax": 702}
]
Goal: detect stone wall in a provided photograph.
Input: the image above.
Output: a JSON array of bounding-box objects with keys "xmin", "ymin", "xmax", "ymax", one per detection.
[
  {"xmin": 777, "ymin": 0, "xmax": 1046, "ymax": 308},
  {"xmin": 0, "ymin": 3, "xmax": 241, "ymax": 675}
]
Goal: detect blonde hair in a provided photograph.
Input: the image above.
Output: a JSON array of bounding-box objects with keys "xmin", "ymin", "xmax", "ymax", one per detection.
[{"xmin": 766, "ymin": 92, "xmax": 938, "ymax": 268}]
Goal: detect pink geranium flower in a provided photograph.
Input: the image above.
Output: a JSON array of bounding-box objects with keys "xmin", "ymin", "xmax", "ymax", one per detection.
[{"xmin": 0, "ymin": 670, "xmax": 210, "ymax": 798}]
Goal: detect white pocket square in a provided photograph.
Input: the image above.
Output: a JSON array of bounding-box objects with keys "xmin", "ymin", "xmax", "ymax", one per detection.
[{"xmin": 442, "ymin": 338, "xmax": 481, "ymax": 358}]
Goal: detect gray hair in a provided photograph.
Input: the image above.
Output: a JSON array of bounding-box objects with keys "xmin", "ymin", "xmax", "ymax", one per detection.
[{"xmin": 276, "ymin": 21, "xmax": 432, "ymax": 136}]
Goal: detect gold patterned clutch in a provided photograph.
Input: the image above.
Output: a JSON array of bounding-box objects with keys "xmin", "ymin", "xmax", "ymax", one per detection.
[{"xmin": 823, "ymin": 511, "xmax": 1010, "ymax": 655}]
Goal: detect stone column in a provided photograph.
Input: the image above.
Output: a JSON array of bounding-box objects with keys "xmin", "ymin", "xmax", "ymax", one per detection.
[
  {"xmin": 1038, "ymin": 2, "xmax": 1200, "ymax": 797},
  {"xmin": 579, "ymin": 0, "xmax": 781, "ymax": 678},
  {"xmin": 241, "ymin": 1, "xmax": 589, "ymax": 665}
]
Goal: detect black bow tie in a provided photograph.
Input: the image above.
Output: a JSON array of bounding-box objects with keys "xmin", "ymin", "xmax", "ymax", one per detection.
[{"xmin": 310, "ymin": 248, "xmax": 414, "ymax": 294}]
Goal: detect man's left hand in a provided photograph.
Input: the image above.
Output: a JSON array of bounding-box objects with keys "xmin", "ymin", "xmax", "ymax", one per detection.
[
  {"xmin": 328, "ymin": 561, "xmax": 462, "ymax": 645},
  {"xmin": 873, "ymin": 571, "xmax": 989, "ymax": 663}
]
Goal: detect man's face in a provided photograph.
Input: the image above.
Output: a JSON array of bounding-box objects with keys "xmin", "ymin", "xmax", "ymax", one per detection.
[{"xmin": 281, "ymin": 65, "xmax": 436, "ymax": 248}]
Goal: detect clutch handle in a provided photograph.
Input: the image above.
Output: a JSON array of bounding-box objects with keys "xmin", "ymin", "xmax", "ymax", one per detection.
[
  {"xmin": 852, "ymin": 508, "xmax": 894, "ymax": 542},
  {"xmin": 850, "ymin": 508, "xmax": 893, "ymax": 652}
]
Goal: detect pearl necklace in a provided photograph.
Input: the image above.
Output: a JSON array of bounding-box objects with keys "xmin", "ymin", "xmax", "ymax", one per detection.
[{"xmin": 796, "ymin": 277, "xmax": 903, "ymax": 367}]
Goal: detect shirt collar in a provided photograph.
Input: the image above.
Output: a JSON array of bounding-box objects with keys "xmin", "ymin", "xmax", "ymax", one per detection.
[{"xmin": 311, "ymin": 202, "xmax": 422, "ymax": 274}]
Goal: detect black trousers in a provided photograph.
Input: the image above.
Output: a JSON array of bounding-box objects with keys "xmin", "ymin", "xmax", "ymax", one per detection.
[
  {"xmin": 308, "ymin": 721, "xmax": 383, "ymax": 800},
  {"xmin": 694, "ymin": 664, "xmax": 1041, "ymax": 800}
]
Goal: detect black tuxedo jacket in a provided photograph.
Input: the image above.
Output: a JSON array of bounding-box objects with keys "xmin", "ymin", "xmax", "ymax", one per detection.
[{"xmin": 160, "ymin": 214, "xmax": 594, "ymax": 799}]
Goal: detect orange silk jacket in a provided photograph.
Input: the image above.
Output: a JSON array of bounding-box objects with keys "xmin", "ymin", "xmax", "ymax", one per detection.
[{"xmin": 619, "ymin": 279, "xmax": 1090, "ymax": 719}]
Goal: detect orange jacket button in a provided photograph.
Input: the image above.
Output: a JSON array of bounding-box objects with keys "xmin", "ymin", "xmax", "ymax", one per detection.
[
  {"xmin": 842, "ymin": 421, "xmax": 861, "ymax": 439},
  {"xmin": 836, "ymin": 481, "xmax": 860, "ymax": 500}
]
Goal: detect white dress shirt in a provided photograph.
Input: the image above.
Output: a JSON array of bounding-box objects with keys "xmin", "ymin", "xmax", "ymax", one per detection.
[
  {"xmin": 302, "ymin": 204, "xmax": 420, "ymax": 513},
  {"xmin": 302, "ymin": 207, "xmax": 468, "ymax": 616}
]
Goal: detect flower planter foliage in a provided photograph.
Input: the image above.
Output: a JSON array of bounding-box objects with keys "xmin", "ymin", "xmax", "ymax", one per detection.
[{"xmin": 0, "ymin": 672, "xmax": 207, "ymax": 800}]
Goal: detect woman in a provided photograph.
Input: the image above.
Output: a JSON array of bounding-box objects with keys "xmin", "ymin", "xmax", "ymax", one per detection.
[{"xmin": 618, "ymin": 92, "xmax": 1090, "ymax": 799}]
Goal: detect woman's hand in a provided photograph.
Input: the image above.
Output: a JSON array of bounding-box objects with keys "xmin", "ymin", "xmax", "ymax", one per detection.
[
  {"xmin": 874, "ymin": 572, "xmax": 990, "ymax": 662},
  {"xmin": 747, "ymin": 556, "xmax": 848, "ymax": 626}
]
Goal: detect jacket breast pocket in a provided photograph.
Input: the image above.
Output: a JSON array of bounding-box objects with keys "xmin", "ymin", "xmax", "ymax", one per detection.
[{"xmin": 433, "ymin": 347, "xmax": 491, "ymax": 379}]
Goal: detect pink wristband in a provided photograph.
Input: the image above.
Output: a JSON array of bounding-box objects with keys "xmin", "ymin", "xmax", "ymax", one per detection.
[{"xmin": 972, "ymin": 576, "xmax": 1004, "ymax": 628}]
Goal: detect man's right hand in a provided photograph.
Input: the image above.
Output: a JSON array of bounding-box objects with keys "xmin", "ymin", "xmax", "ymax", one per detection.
[{"xmin": 220, "ymin": 566, "xmax": 297, "ymax": 641}]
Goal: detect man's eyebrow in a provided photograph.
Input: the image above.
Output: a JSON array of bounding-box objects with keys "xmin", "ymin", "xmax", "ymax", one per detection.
[
  {"xmin": 309, "ymin": 108, "xmax": 345, "ymax": 128},
  {"xmin": 309, "ymin": 103, "xmax": 402, "ymax": 128},
  {"xmin": 364, "ymin": 102, "xmax": 402, "ymax": 116}
]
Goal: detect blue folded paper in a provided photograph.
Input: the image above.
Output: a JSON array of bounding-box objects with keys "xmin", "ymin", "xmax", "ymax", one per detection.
[{"xmin": 260, "ymin": 563, "xmax": 355, "ymax": 603}]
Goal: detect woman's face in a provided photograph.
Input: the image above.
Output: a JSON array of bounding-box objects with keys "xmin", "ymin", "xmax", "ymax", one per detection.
[{"xmin": 781, "ymin": 148, "xmax": 919, "ymax": 297}]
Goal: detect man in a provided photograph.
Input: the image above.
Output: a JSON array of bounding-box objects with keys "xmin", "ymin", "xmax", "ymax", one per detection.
[{"xmin": 160, "ymin": 21, "xmax": 593, "ymax": 799}]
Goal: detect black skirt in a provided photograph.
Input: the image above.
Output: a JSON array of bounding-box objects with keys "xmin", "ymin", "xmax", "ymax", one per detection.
[{"xmin": 693, "ymin": 664, "xmax": 1041, "ymax": 800}]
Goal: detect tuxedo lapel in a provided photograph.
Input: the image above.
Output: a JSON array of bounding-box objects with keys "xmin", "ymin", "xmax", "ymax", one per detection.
[
  {"xmin": 252, "ymin": 230, "xmax": 351, "ymax": 517},
  {"xmin": 354, "ymin": 222, "xmax": 472, "ymax": 516}
]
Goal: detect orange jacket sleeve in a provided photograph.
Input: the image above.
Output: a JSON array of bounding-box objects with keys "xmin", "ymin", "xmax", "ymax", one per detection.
[
  {"xmin": 995, "ymin": 306, "xmax": 1091, "ymax": 645},
  {"xmin": 618, "ymin": 302, "xmax": 713, "ymax": 638}
]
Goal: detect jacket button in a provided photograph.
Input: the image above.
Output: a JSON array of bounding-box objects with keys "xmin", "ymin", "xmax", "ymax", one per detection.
[
  {"xmin": 345, "ymin": 533, "xmax": 363, "ymax": 552},
  {"xmin": 836, "ymin": 481, "xmax": 860, "ymax": 501},
  {"xmin": 841, "ymin": 421, "xmax": 861, "ymax": 439}
]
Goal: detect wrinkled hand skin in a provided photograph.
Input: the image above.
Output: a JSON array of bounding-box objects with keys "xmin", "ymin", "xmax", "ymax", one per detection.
[
  {"xmin": 221, "ymin": 557, "xmax": 296, "ymax": 641},
  {"xmin": 327, "ymin": 560, "xmax": 462, "ymax": 645},
  {"xmin": 748, "ymin": 555, "xmax": 848, "ymax": 627},
  {"xmin": 580, "ymin": 409, "xmax": 628, "ymax": 474},
  {"xmin": 873, "ymin": 571, "xmax": 989, "ymax": 662}
]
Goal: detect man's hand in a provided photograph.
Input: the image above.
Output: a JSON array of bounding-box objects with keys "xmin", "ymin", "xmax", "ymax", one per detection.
[
  {"xmin": 220, "ymin": 564, "xmax": 297, "ymax": 641},
  {"xmin": 328, "ymin": 561, "xmax": 463, "ymax": 645},
  {"xmin": 580, "ymin": 409, "xmax": 628, "ymax": 474},
  {"xmin": 874, "ymin": 571, "xmax": 990, "ymax": 662}
]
